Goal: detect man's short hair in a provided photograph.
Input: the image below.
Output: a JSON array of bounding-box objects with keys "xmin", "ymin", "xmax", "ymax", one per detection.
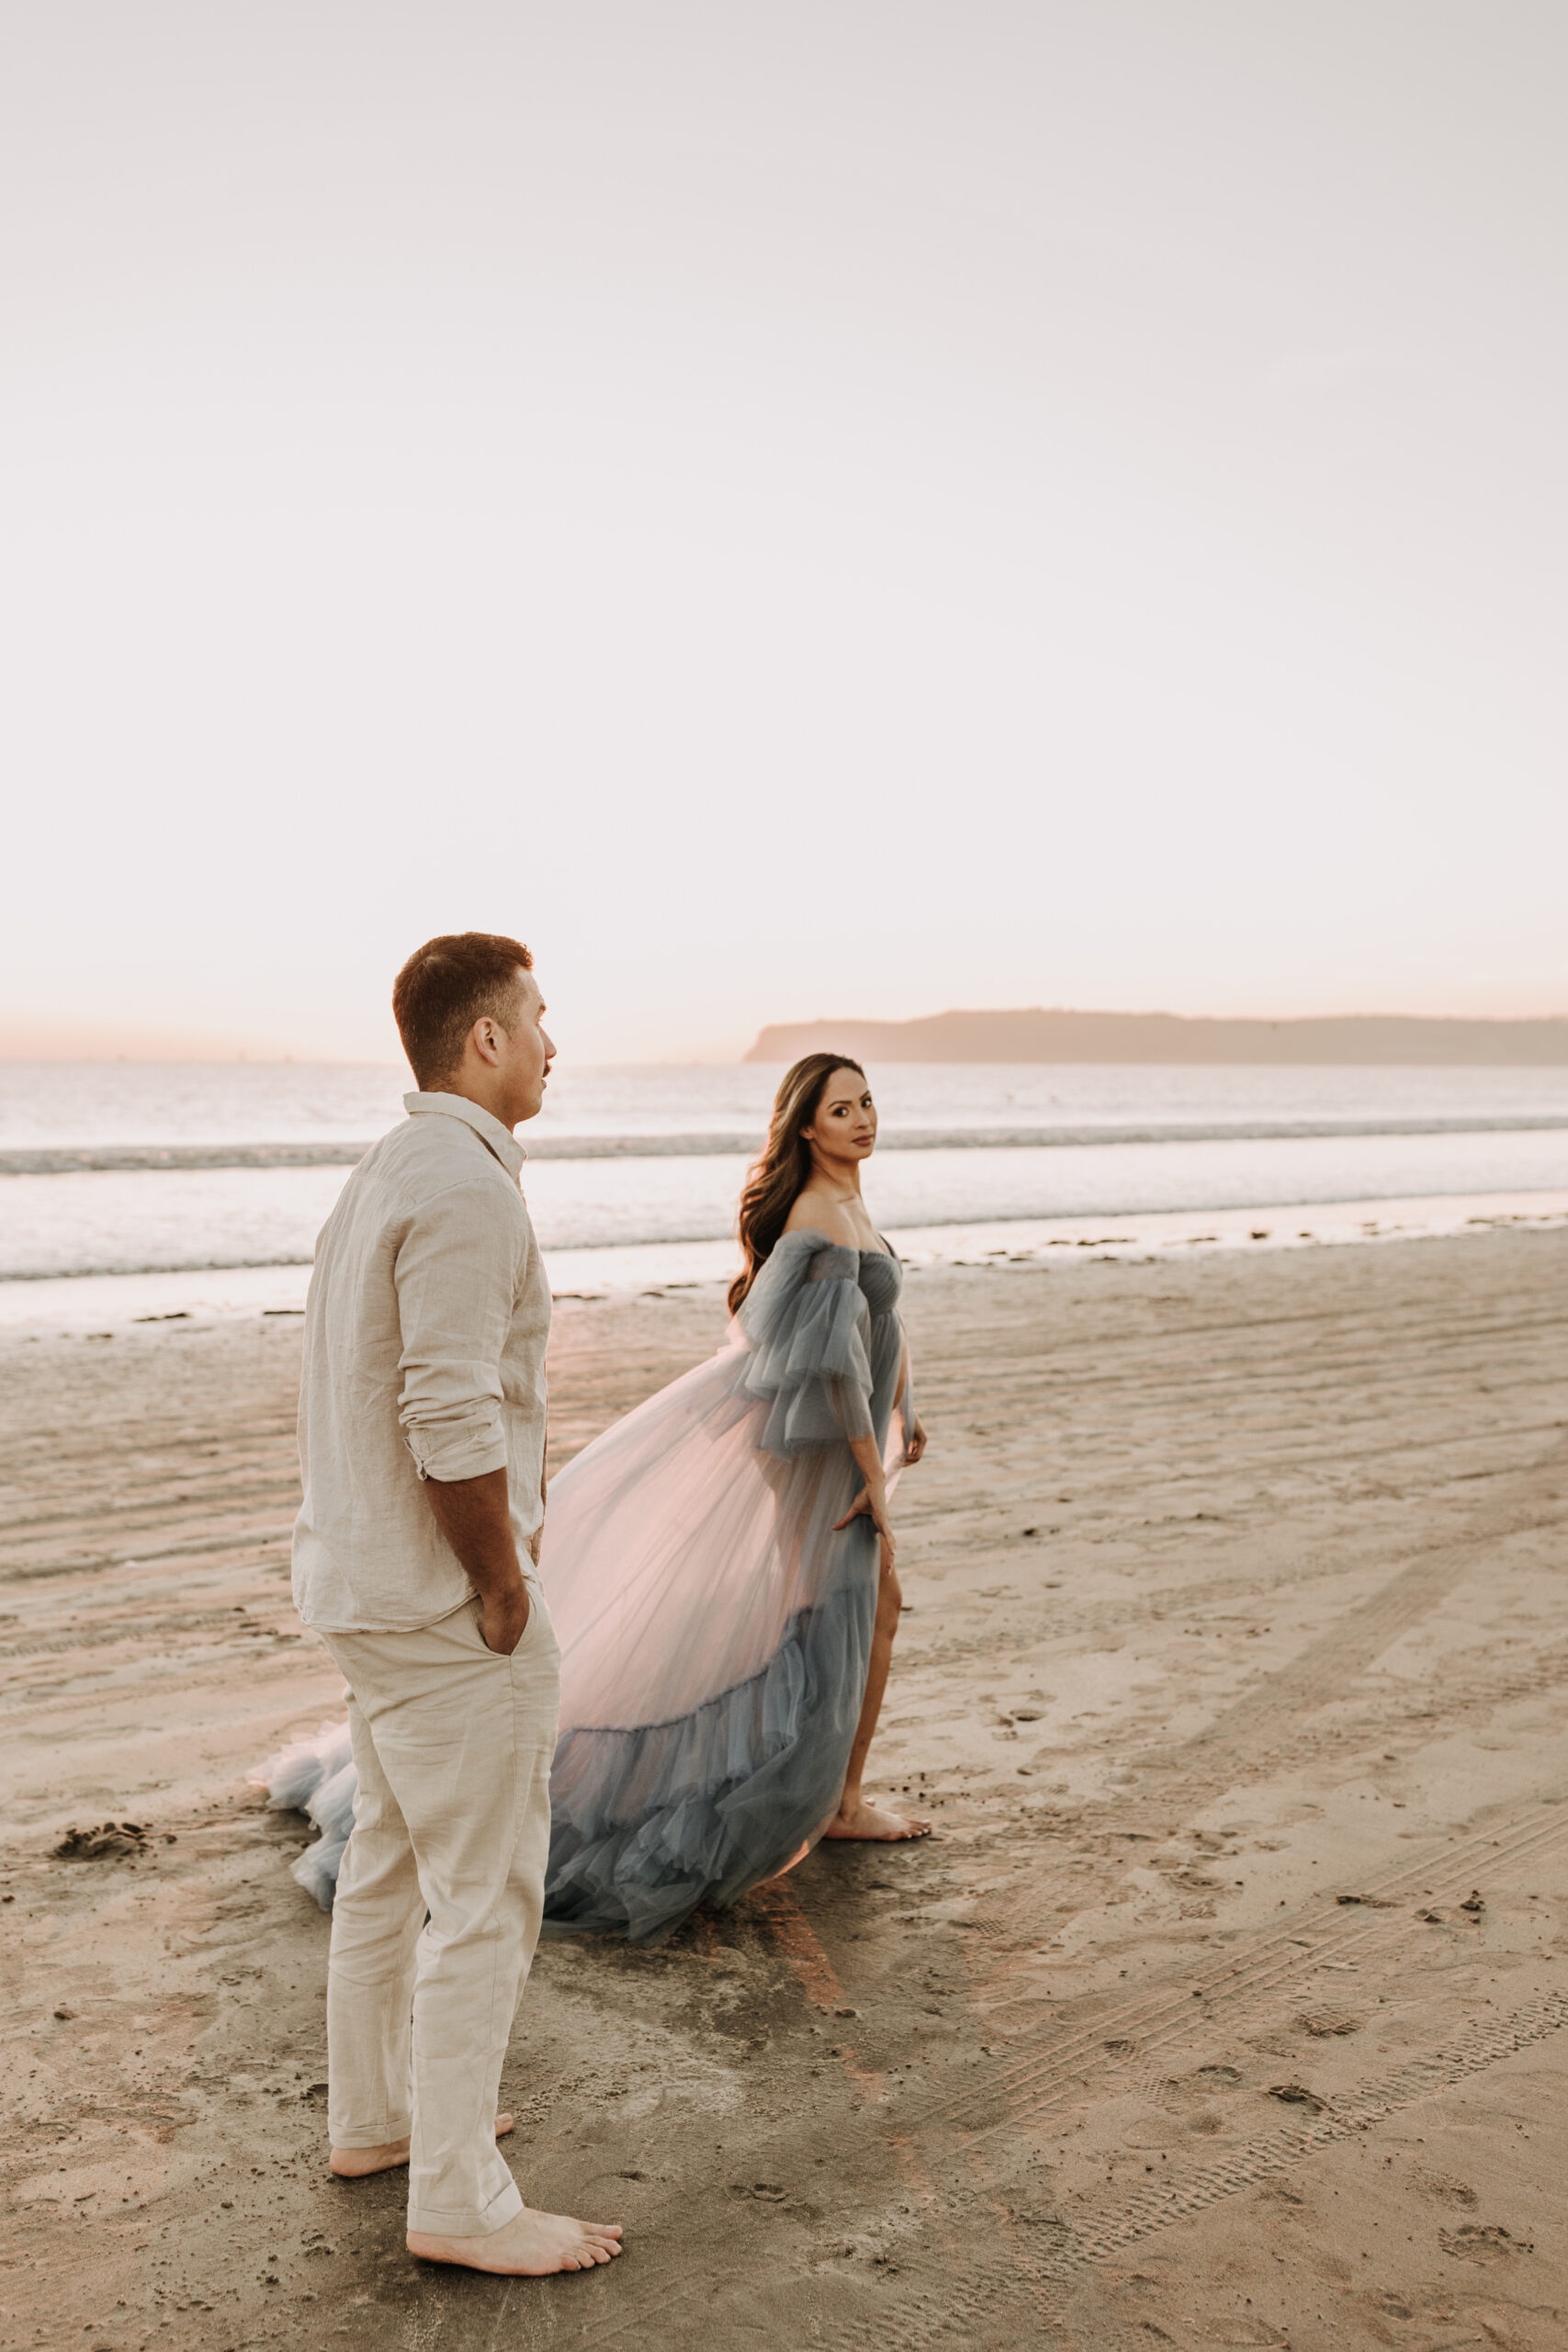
[{"xmin": 392, "ymin": 933, "xmax": 534, "ymax": 1089}]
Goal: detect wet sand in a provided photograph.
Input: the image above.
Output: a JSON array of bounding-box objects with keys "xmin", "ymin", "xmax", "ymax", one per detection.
[{"xmin": 3, "ymin": 1227, "xmax": 1567, "ymax": 2351}]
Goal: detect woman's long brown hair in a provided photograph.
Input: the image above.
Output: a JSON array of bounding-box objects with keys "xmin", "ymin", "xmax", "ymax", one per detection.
[{"xmin": 728, "ymin": 1054, "xmax": 868, "ymax": 1315}]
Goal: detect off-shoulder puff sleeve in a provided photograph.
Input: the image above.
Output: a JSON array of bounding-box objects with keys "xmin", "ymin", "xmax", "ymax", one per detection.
[{"xmin": 737, "ymin": 1231, "xmax": 874, "ymax": 1457}]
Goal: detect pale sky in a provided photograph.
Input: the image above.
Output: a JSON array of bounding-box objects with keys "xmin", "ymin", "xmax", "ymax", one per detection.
[{"xmin": 2, "ymin": 3, "xmax": 1564, "ymax": 1063}]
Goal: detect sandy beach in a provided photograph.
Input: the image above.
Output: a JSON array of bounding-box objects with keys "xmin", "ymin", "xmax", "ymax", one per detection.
[{"xmin": 4, "ymin": 1226, "xmax": 1567, "ymax": 2351}]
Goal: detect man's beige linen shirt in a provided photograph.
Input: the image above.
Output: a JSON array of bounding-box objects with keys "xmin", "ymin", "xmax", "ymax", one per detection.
[{"xmin": 292, "ymin": 1092, "xmax": 552, "ymax": 1633}]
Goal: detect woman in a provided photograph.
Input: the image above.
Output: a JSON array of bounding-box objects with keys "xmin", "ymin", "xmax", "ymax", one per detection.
[{"xmin": 263, "ymin": 1054, "xmax": 928, "ymax": 1943}]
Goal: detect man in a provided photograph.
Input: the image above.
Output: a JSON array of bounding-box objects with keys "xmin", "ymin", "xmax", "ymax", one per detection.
[{"xmin": 291, "ymin": 931, "xmax": 622, "ymax": 2276}]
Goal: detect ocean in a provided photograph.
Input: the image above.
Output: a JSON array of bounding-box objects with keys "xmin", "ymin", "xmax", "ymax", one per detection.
[{"xmin": 2, "ymin": 1059, "xmax": 1565, "ymax": 1328}]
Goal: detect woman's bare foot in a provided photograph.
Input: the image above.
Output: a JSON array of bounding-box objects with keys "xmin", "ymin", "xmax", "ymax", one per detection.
[
  {"xmin": 408, "ymin": 2206, "xmax": 624, "ymax": 2274},
  {"xmin": 822, "ymin": 1796, "xmax": 931, "ymax": 1840},
  {"xmin": 330, "ymin": 2114, "xmax": 514, "ymax": 2178}
]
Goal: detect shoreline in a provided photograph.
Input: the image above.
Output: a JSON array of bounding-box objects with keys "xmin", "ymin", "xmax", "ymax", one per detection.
[
  {"xmin": 10, "ymin": 1107, "xmax": 1568, "ymax": 1176},
  {"xmin": 2, "ymin": 1182, "xmax": 1565, "ymax": 1333}
]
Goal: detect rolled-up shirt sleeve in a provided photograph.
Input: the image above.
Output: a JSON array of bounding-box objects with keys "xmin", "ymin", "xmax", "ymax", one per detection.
[{"xmin": 394, "ymin": 1180, "xmax": 522, "ymax": 1483}]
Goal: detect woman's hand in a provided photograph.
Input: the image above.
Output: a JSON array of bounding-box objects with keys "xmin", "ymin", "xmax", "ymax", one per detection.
[
  {"xmin": 906, "ymin": 1415, "xmax": 928, "ymax": 1465},
  {"xmin": 834, "ymin": 1484, "xmax": 897, "ymax": 1574}
]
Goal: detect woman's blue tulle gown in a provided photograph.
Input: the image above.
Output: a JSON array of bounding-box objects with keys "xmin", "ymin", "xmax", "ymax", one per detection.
[{"xmin": 258, "ymin": 1231, "xmax": 915, "ymax": 1942}]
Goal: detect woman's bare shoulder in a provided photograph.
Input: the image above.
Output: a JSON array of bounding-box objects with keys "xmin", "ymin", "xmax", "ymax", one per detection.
[{"xmin": 783, "ymin": 1192, "xmax": 860, "ymax": 1246}]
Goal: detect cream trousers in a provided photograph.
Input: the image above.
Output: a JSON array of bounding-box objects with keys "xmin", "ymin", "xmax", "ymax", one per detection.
[{"xmin": 321, "ymin": 1586, "xmax": 559, "ymax": 2238}]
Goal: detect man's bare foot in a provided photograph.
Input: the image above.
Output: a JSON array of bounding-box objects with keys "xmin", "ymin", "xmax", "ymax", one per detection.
[
  {"xmin": 331, "ymin": 2114, "xmax": 514, "ymax": 2178},
  {"xmin": 822, "ymin": 1796, "xmax": 931, "ymax": 1841},
  {"xmin": 408, "ymin": 2206, "xmax": 624, "ymax": 2274}
]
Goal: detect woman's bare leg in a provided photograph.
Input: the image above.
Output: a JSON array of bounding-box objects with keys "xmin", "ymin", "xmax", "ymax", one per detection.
[{"xmin": 822, "ymin": 1567, "xmax": 931, "ymax": 1840}]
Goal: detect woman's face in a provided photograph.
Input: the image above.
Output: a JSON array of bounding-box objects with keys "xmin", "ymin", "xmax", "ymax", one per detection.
[{"xmin": 803, "ymin": 1068, "xmax": 877, "ymax": 1166}]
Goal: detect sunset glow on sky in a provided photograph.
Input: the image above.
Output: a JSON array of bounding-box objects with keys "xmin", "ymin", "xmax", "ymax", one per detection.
[{"xmin": 2, "ymin": 4, "xmax": 1564, "ymax": 1064}]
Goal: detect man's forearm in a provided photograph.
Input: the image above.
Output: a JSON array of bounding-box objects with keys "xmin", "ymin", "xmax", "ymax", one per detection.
[{"xmin": 424, "ymin": 1467, "xmax": 530, "ymax": 1651}]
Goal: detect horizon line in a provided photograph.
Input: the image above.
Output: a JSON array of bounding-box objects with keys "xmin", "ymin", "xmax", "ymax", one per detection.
[{"xmin": 5, "ymin": 1001, "xmax": 1568, "ymax": 1069}]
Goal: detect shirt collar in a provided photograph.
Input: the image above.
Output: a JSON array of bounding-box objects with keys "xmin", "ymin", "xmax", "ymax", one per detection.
[{"xmin": 403, "ymin": 1091, "xmax": 526, "ymax": 1181}]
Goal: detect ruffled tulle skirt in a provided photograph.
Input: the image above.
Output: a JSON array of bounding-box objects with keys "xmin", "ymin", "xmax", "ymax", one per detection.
[{"xmin": 258, "ymin": 1331, "xmax": 907, "ymax": 1942}]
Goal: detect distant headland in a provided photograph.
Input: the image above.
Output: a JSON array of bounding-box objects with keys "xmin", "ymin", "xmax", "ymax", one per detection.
[{"xmin": 744, "ymin": 1010, "xmax": 1568, "ymax": 1066}]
